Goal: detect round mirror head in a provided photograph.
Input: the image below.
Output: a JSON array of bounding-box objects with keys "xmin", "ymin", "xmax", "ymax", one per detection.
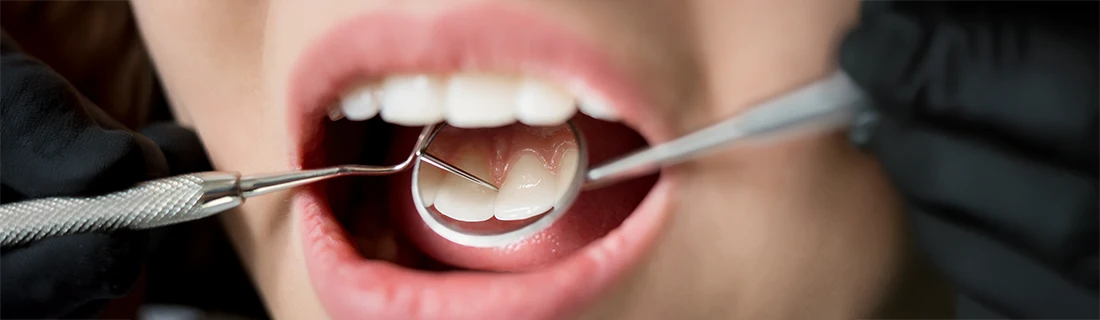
[{"xmin": 411, "ymin": 122, "xmax": 587, "ymax": 247}]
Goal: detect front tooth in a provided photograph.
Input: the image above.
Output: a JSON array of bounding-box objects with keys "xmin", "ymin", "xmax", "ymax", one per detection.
[
  {"xmin": 445, "ymin": 74, "xmax": 518, "ymax": 128},
  {"xmin": 418, "ymin": 164, "xmax": 447, "ymax": 207},
  {"xmin": 515, "ymin": 77, "xmax": 576, "ymax": 126},
  {"xmin": 575, "ymin": 88, "xmax": 620, "ymax": 121},
  {"xmin": 555, "ymin": 147, "xmax": 580, "ymax": 200},
  {"xmin": 494, "ymin": 153, "xmax": 557, "ymax": 221},
  {"xmin": 379, "ymin": 75, "xmax": 446, "ymax": 126},
  {"xmin": 432, "ymin": 151, "xmax": 497, "ymax": 222},
  {"xmin": 339, "ymin": 84, "xmax": 382, "ymax": 121}
]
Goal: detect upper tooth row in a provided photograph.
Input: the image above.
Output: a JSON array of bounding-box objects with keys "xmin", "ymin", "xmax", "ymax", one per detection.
[{"xmin": 333, "ymin": 74, "xmax": 620, "ymax": 128}]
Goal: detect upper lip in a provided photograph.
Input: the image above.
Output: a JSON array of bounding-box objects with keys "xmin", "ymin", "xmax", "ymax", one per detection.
[
  {"xmin": 286, "ymin": 3, "xmax": 661, "ymax": 168},
  {"xmin": 286, "ymin": 3, "xmax": 670, "ymax": 319}
]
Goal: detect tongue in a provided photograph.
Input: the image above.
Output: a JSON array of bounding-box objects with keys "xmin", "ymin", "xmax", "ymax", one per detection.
[{"xmin": 388, "ymin": 116, "xmax": 654, "ymax": 271}]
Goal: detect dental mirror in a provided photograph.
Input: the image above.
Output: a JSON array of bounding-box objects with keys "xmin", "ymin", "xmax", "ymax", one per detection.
[
  {"xmin": 412, "ymin": 121, "xmax": 589, "ymax": 248},
  {"xmin": 411, "ymin": 70, "xmax": 866, "ymax": 248}
]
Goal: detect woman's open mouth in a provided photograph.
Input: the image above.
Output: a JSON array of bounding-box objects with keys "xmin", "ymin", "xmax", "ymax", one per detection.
[{"xmin": 287, "ymin": 4, "xmax": 672, "ymax": 319}]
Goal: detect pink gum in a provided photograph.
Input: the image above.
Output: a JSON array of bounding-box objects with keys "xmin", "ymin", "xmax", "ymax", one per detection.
[{"xmin": 424, "ymin": 123, "xmax": 578, "ymax": 185}]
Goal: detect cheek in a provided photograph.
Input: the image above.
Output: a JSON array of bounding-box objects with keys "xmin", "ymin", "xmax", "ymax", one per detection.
[
  {"xmin": 687, "ymin": 0, "xmax": 858, "ymax": 131},
  {"xmin": 552, "ymin": 0, "xmax": 703, "ymax": 134},
  {"xmin": 610, "ymin": 135, "xmax": 901, "ymax": 318},
  {"xmin": 133, "ymin": 0, "xmax": 288, "ymax": 171}
]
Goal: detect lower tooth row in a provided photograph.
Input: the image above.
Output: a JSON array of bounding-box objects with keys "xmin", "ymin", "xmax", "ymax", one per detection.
[
  {"xmin": 418, "ymin": 147, "xmax": 579, "ymax": 222},
  {"xmin": 331, "ymin": 74, "xmax": 620, "ymax": 127}
]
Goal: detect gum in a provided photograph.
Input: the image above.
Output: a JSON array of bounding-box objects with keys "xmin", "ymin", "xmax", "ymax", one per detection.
[{"xmin": 423, "ymin": 123, "xmax": 578, "ymax": 185}]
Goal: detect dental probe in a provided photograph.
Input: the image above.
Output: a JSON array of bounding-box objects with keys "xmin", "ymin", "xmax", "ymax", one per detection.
[
  {"xmin": 0, "ymin": 125, "xmax": 493, "ymax": 247},
  {"xmin": 582, "ymin": 70, "xmax": 869, "ymax": 188}
]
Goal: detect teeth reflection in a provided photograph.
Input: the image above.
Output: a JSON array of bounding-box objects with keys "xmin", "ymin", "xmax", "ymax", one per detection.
[
  {"xmin": 555, "ymin": 147, "xmax": 579, "ymax": 200},
  {"xmin": 418, "ymin": 164, "xmax": 447, "ymax": 207},
  {"xmin": 494, "ymin": 153, "xmax": 557, "ymax": 221},
  {"xmin": 432, "ymin": 151, "xmax": 497, "ymax": 222}
]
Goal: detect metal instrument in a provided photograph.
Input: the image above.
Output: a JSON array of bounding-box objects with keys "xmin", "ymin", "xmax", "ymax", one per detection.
[
  {"xmin": 0, "ymin": 70, "xmax": 867, "ymax": 248},
  {"xmin": 0, "ymin": 126, "xmax": 489, "ymax": 246}
]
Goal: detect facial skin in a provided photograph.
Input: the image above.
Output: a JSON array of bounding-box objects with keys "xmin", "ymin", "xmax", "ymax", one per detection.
[{"xmin": 130, "ymin": 0, "xmax": 902, "ymax": 319}]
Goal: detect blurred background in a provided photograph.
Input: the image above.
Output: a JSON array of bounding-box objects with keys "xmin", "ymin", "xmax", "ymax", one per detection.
[{"xmin": 1, "ymin": 2, "xmax": 268, "ymax": 319}]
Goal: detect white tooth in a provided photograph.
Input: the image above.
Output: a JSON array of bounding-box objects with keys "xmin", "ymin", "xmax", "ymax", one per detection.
[
  {"xmin": 445, "ymin": 74, "xmax": 518, "ymax": 128},
  {"xmin": 379, "ymin": 75, "xmax": 446, "ymax": 126},
  {"xmin": 432, "ymin": 152, "xmax": 497, "ymax": 222},
  {"xmin": 327, "ymin": 104, "xmax": 345, "ymax": 121},
  {"xmin": 339, "ymin": 84, "xmax": 382, "ymax": 121},
  {"xmin": 575, "ymin": 88, "xmax": 620, "ymax": 121},
  {"xmin": 417, "ymin": 164, "xmax": 447, "ymax": 207},
  {"xmin": 555, "ymin": 147, "xmax": 580, "ymax": 200},
  {"xmin": 494, "ymin": 153, "xmax": 557, "ymax": 221},
  {"xmin": 515, "ymin": 77, "xmax": 576, "ymax": 126}
]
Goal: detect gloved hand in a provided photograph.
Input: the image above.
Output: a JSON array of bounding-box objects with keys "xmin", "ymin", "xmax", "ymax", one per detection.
[
  {"xmin": 841, "ymin": 2, "xmax": 1098, "ymax": 318},
  {"xmin": 1, "ymin": 34, "xmax": 210, "ymax": 318}
]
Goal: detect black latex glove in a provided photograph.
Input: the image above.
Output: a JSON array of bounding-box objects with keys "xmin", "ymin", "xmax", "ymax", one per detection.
[
  {"xmin": 841, "ymin": 2, "xmax": 1098, "ymax": 319},
  {"xmin": 1, "ymin": 34, "xmax": 210, "ymax": 318}
]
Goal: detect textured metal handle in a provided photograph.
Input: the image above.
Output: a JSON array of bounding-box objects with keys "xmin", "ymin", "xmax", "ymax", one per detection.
[{"xmin": 0, "ymin": 173, "xmax": 240, "ymax": 247}]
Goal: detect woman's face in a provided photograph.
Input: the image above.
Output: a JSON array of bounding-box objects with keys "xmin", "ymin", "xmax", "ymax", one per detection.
[{"xmin": 131, "ymin": 1, "xmax": 902, "ymax": 319}]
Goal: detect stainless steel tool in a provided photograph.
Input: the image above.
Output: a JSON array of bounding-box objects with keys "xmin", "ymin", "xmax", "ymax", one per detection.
[{"xmin": 0, "ymin": 124, "xmax": 491, "ymax": 246}]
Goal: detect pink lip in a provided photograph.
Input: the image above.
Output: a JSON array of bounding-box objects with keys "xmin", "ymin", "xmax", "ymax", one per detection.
[{"xmin": 288, "ymin": 3, "xmax": 671, "ymax": 319}]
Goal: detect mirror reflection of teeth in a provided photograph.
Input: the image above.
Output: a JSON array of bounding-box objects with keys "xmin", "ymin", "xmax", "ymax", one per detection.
[
  {"xmin": 420, "ymin": 145, "xmax": 579, "ymax": 222},
  {"xmin": 418, "ymin": 164, "xmax": 448, "ymax": 208},
  {"xmin": 329, "ymin": 73, "xmax": 620, "ymax": 127},
  {"xmin": 494, "ymin": 152, "xmax": 558, "ymax": 221},
  {"xmin": 430, "ymin": 150, "xmax": 497, "ymax": 222},
  {"xmin": 554, "ymin": 148, "xmax": 580, "ymax": 201}
]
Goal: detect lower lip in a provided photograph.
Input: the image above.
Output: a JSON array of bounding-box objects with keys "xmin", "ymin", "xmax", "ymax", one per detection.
[{"xmin": 297, "ymin": 176, "xmax": 673, "ymax": 319}]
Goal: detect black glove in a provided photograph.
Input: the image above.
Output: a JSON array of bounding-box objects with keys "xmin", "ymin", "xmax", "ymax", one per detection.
[
  {"xmin": 841, "ymin": 2, "xmax": 1098, "ymax": 319},
  {"xmin": 1, "ymin": 34, "xmax": 210, "ymax": 318}
]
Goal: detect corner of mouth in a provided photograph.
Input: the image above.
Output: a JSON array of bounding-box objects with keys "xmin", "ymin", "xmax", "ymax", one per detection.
[{"xmin": 284, "ymin": 3, "xmax": 674, "ymax": 319}]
